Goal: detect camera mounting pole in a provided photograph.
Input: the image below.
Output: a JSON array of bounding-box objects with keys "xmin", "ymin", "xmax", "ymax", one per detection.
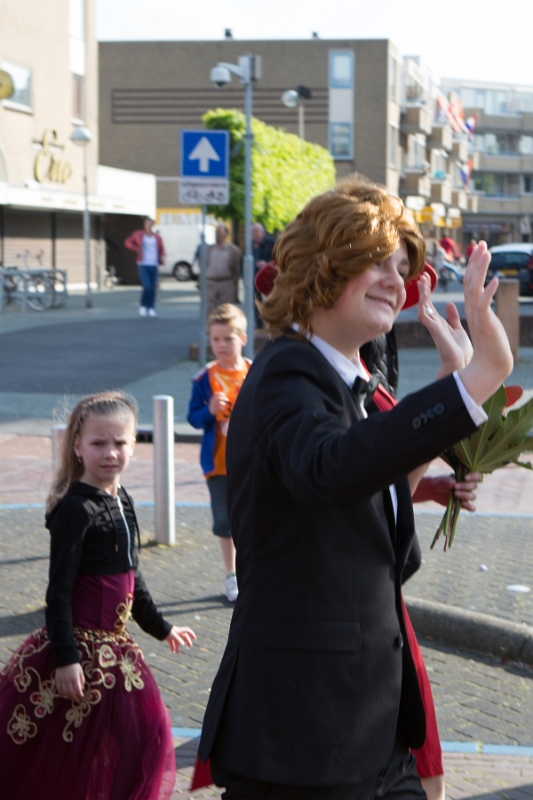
[{"xmin": 210, "ymin": 55, "xmax": 261, "ymax": 359}]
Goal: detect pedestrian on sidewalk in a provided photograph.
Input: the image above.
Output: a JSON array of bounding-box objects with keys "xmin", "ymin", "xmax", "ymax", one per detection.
[
  {"xmin": 197, "ymin": 176, "xmax": 513, "ymax": 800},
  {"xmin": 124, "ymin": 217, "xmax": 165, "ymax": 317},
  {"xmin": 206, "ymin": 224, "xmax": 241, "ymax": 317},
  {"xmin": 0, "ymin": 391, "xmax": 196, "ymax": 800},
  {"xmin": 187, "ymin": 304, "xmax": 251, "ymax": 603}
]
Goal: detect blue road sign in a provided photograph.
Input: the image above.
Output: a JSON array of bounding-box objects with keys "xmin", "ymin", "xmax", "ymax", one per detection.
[{"xmin": 180, "ymin": 130, "xmax": 229, "ymax": 179}]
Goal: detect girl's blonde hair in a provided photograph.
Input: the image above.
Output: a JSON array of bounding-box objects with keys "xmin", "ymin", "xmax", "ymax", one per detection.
[
  {"xmin": 47, "ymin": 391, "xmax": 138, "ymax": 512},
  {"xmin": 258, "ymin": 175, "xmax": 426, "ymax": 337}
]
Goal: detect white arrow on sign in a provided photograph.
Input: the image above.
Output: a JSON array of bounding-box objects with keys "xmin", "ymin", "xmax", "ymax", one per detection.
[{"xmin": 188, "ymin": 136, "xmax": 220, "ymax": 173}]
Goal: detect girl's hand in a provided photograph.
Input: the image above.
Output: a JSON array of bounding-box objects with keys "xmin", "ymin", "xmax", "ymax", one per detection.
[
  {"xmin": 453, "ymin": 470, "xmax": 483, "ymax": 511},
  {"xmin": 417, "ymin": 270, "xmax": 473, "ymax": 377},
  {"xmin": 165, "ymin": 626, "xmax": 196, "ymax": 654},
  {"xmin": 458, "ymin": 242, "xmax": 514, "ymax": 404},
  {"xmin": 413, "ymin": 472, "xmax": 482, "ymax": 511},
  {"xmin": 209, "ymin": 392, "xmax": 229, "ymax": 415},
  {"xmin": 55, "ymin": 663, "xmax": 85, "ymax": 701}
]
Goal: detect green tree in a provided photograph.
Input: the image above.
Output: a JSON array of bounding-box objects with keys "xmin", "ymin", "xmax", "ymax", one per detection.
[{"xmin": 203, "ymin": 109, "xmax": 336, "ymax": 233}]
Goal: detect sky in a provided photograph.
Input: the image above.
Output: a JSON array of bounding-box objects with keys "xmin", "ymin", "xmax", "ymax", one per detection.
[{"xmin": 96, "ymin": 0, "xmax": 533, "ymax": 87}]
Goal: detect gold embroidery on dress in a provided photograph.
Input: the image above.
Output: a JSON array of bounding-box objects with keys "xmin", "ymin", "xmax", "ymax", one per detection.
[
  {"xmin": 62, "ymin": 687, "xmax": 102, "ymax": 743},
  {"xmin": 4, "ymin": 622, "xmax": 146, "ymax": 745},
  {"xmin": 7, "ymin": 704, "xmax": 38, "ymax": 744},
  {"xmin": 119, "ymin": 646, "xmax": 144, "ymax": 692},
  {"xmin": 114, "ymin": 593, "xmax": 133, "ymax": 634},
  {"xmin": 28, "ymin": 668, "xmax": 58, "ymax": 718}
]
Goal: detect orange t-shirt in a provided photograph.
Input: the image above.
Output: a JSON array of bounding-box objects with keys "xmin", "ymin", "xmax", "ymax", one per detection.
[{"xmin": 206, "ymin": 359, "xmax": 251, "ymax": 478}]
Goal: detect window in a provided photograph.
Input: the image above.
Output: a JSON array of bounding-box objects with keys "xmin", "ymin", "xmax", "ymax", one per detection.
[
  {"xmin": 520, "ymin": 137, "xmax": 533, "ymax": 155},
  {"xmin": 330, "ymin": 123, "xmax": 352, "ymax": 158},
  {"xmin": 70, "ymin": 0, "xmax": 85, "ymax": 120},
  {"xmin": 412, "ymin": 136, "xmax": 426, "ymax": 168},
  {"xmin": 388, "ymin": 57, "xmax": 397, "ymax": 100},
  {"xmin": 432, "ymin": 151, "xmax": 447, "ymax": 179},
  {"xmin": 1, "ymin": 60, "xmax": 32, "ymax": 111},
  {"xmin": 524, "ymin": 176, "xmax": 533, "ymax": 193},
  {"xmin": 474, "ymin": 173, "xmax": 505, "ymax": 195},
  {"xmin": 72, "ymin": 73, "xmax": 85, "ymax": 121},
  {"xmin": 329, "ymin": 52, "xmax": 353, "ymax": 89},
  {"xmin": 388, "ymin": 124, "xmax": 397, "ymax": 168}
]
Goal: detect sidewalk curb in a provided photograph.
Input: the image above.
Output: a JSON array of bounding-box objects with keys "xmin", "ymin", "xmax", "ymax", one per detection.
[{"xmin": 405, "ymin": 596, "xmax": 533, "ymax": 666}]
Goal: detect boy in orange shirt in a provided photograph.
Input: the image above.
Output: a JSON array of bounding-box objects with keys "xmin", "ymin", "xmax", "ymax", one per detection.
[{"xmin": 187, "ymin": 304, "xmax": 251, "ymax": 602}]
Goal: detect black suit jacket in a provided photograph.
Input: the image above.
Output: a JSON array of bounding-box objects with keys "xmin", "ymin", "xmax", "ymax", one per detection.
[{"xmin": 199, "ymin": 335, "xmax": 477, "ymax": 787}]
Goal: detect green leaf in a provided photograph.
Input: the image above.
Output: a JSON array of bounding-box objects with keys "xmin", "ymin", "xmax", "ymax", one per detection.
[{"xmin": 436, "ymin": 386, "xmax": 533, "ymax": 550}]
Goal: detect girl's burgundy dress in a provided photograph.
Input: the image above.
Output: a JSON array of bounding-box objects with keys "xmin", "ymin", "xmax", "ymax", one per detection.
[{"xmin": 0, "ymin": 571, "xmax": 175, "ymax": 800}]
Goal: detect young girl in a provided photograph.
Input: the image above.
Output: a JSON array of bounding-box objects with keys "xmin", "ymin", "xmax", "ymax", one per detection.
[{"xmin": 0, "ymin": 391, "xmax": 196, "ymax": 800}]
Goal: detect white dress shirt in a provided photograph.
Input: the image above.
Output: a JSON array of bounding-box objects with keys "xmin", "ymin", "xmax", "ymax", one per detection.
[{"xmin": 307, "ymin": 331, "xmax": 487, "ymax": 522}]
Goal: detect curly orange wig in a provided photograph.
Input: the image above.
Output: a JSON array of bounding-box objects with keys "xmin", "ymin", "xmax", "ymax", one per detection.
[{"xmin": 259, "ymin": 175, "xmax": 426, "ymax": 337}]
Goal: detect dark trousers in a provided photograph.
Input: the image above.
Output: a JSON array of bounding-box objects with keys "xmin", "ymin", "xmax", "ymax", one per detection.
[
  {"xmin": 138, "ymin": 265, "xmax": 158, "ymax": 309},
  {"xmin": 211, "ymin": 732, "xmax": 426, "ymax": 800}
]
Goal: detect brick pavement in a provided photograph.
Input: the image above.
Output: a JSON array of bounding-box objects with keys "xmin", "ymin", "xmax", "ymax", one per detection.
[
  {"xmin": 2, "ymin": 506, "xmax": 533, "ymax": 798},
  {"xmin": 0, "ymin": 432, "xmax": 532, "ymax": 514}
]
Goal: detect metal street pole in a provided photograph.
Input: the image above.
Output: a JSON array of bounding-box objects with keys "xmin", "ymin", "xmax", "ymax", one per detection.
[
  {"xmin": 153, "ymin": 395, "xmax": 176, "ymax": 545},
  {"xmin": 243, "ymin": 55, "xmax": 255, "ymax": 360},
  {"xmin": 82, "ymin": 146, "xmax": 92, "ymax": 309},
  {"xmin": 199, "ymin": 204, "xmax": 208, "ymax": 367},
  {"xmin": 298, "ymin": 102, "xmax": 305, "ymax": 141}
]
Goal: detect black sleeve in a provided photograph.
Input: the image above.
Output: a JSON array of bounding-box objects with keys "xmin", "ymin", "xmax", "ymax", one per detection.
[
  {"xmin": 45, "ymin": 499, "xmax": 92, "ymax": 667},
  {"xmin": 256, "ymin": 354, "xmax": 477, "ymax": 509},
  {"xmin": 131, "ymin": 568, "xmax": 172, "ymax": 641}
]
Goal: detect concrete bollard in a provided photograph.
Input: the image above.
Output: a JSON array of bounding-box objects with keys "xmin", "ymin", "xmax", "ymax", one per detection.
[
  {"xmin": 153, "ymin": 395, "xmax": 175, "ymax": 545},
  {"xmin": 51, "ymin": 424, "xmax": 67, "ymax": 469},
  {"xmin": 495, "ymin": 279, "xmax": 519, "ymax": 362}
]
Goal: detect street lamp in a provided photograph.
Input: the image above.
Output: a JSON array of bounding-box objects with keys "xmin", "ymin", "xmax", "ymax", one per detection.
[
  {"xmin": 281, "ymin": 85, "xmax": 312, "ymax": 141},
  {"xmin": 210, "ymin": 55, "xmax": 261, "ymax": 360},
  {"xmin": 70, "ymin": 125, "xmax": 93, "ymax": 309}
]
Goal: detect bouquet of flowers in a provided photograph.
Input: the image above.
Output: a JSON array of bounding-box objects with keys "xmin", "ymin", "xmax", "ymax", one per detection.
[{"xmin": 432, "ymin": 385, "xmax": 533, "ymax": 551}]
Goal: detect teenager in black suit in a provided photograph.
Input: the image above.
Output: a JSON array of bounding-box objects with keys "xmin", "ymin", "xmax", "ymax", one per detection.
[{"xmin": 198, "ymin": 177, "xmax": 513, "ymax": 800}]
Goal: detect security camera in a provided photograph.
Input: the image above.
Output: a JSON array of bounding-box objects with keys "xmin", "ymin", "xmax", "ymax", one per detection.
[{"xmin": 210, "ymin": 65, "xmax": 231, "ymax": 88}]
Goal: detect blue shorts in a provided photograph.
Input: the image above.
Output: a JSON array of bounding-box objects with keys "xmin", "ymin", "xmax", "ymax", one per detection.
[{"xmin": 206, "ymin": 475, "xmax": 231, "ymax": 538}]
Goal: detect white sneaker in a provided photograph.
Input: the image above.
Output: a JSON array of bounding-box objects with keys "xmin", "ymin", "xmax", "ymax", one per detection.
[
  {"xmin": 148, "ymin": 308, "xmax": 157, "ymax": 317},
  {"xmin": 139, "ymin": 306, "xmax": 147, "ymax": 316},
  {"xmin": 225, "ymin": 573, "xmax": 238, "ymax": 602}
]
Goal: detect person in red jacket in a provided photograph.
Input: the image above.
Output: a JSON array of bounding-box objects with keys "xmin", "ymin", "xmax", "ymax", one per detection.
[{"xmin": 124, "ymin": 218, "xmax": 166, "ymax": 317}]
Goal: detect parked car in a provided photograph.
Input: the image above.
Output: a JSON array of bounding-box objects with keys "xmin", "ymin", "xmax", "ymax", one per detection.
[
  {"xmin": 488, "ymin": 243, "xmax": 533, "ymax": 295},
  {"xmin": 154, "ymin": 223, "xmax": 216, "ymax": 281}
]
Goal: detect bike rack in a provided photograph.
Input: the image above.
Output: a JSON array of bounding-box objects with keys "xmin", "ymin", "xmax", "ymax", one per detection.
[{"xmin": 0, "ymin": 267, "xmax": 68, "ymax": 313}]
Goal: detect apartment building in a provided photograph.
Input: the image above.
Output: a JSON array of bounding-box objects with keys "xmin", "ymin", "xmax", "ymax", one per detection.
[
  {"xmin": 0, "ymin": 0, "xmax": 155, "ymax": 286},
  {"xmin": 399, "ymin": 57, "xmax": 474, "ymax": 246},
  {"xmin": 441, "ymin": 77, "xmax": 533, "ymax": 246},
  {"xmin": 99, "ymin": 37, "xmax": 404, "ymax": 215}
]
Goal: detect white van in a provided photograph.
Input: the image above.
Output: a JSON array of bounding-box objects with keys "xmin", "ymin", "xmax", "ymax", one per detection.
[{"xmin": 154, "ymin": 223, "xmax": 216, "ymax": 281}]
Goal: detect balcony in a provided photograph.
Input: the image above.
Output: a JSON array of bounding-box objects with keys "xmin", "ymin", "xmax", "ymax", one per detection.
[
  {"xmin": 473, "ymin": 152, "xmax": 533, "ymax": 173},
  {"xmin": 428, "ymin": 125, "xmax": 453, "ymax": 152},
  {"xmin": 470, "ymin": 194, "xmax": 533, "ymax": 214},
  {"xmin": 401, "ymin": 172, "xmax": 431, "ymax": 197},
  {"xmin": 451, "ymin": 189, "xmax": 468, "ymax": 209},
  {"xmin": 464, "ymin": 108, "xmax": 533, "ymax": 135},
  {"xmin": 401, "ymin": 105, "xmax": 433, "ymax": 135},
  {"xmin": 431, "ymin": 178, "xmax": 453, "ymax": 205},
  {"xmin": 451, "ymin": 140, "xmax": 469, "ymax": 162},
  {"xmin": 467, "ymin": 195, "xmax": 479, "ymax": 213}
]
